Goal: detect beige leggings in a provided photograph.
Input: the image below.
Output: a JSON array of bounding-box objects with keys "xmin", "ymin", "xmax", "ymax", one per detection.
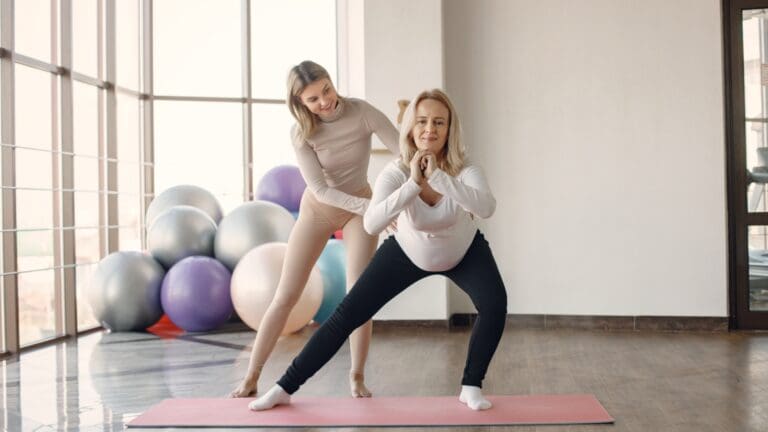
[
  {"xmin": 283, "ymin": 185, "xmax": 378, "ymax": 303},
  {"xmin": 245, "ymin": 185, "xmax": 378, "ymax": 380}
]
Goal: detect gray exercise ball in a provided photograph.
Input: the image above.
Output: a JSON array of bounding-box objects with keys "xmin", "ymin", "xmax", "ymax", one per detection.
[
  {"xmin": 214, "ymin": 200, "xmax": 295, "ymax": 270},
  {"xmin": 146, "ymin": 185, "xmax": 223, "ymax": 228},
  {"xmin": 147, "ymin": 205, "xmax": 217, "ymax": 269},
  {"xmin": 88, "ymin": 251, "xmax": 165, "ymax": 331}
]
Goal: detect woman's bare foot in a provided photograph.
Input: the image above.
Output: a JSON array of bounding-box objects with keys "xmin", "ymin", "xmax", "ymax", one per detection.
[
  {"xmin": 229, "ymin": 377, "xmax": 258, "ymax": 398},
  {"xmin": 349, "ymin": 372, "xmax": 372, "ymax": 398}
]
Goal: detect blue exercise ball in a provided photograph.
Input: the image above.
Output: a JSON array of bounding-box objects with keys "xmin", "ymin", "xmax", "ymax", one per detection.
[{"xmin": 313, "ymin": 239, "xmax": 347, "ymax": 324}]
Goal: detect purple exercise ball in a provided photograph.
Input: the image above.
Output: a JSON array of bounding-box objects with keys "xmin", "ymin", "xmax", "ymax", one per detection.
[
  {"xmin": 255, "ymin": 165, "xmax": 306, "ymax": 212},
  {"xmin": 161, "ymin": 256, "xmax": 233, "ymax": 332}
]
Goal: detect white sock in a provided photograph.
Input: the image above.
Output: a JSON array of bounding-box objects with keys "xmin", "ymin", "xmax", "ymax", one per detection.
[
  {"xmin": 459, "ymin": 385, "xmax": 492, "ymax": 411},
  {"xmin": 248, "ymin": 384, "xmax": 291, "ymax": 411}
]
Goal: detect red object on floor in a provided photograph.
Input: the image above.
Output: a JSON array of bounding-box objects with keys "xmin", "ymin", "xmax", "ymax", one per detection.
[
  {"xmin": 146, "ymin": 314, "xmax": 184, "ymax": 338},
  {"xmin": 127, "ymin": 394, "xmax": 614, "ymax": 428}
]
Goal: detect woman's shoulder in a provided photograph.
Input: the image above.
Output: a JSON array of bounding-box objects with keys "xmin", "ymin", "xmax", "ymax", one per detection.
[
  {"xmin": 344, "ymin": 98, "xmax": 381, "ymax": 116},
  {"xmin": 454, "ymin": 160, "xmax": 485, "ymax": 178},
  {"xmin": 343, "ymin": 97, "xmax": 367, "ymax": 108},
  {"xmin": 458, "ymin": 159, "xmax": 480, "ymax": 171}
]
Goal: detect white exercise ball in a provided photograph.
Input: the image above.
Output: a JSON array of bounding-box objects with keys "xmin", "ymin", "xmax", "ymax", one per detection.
[{"xmin": 230, "ymin": 242, "xmax": 322, "ymax": 335}]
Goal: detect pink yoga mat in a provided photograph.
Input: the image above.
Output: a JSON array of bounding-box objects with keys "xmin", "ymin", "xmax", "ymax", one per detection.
[{"xmin": 127, "ymin": 394, "xmax": 614, "ymax": 428}]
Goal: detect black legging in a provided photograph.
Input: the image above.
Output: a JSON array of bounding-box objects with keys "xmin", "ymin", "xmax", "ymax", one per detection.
[{"xmin": 277, "ymin": 230, "xmax": 508, "ymax": 394}]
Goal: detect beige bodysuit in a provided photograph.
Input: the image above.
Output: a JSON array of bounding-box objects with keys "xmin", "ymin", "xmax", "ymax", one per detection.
[{"xmin": 292, "ymin": 97, "xmax": 400, "ymax": 215}]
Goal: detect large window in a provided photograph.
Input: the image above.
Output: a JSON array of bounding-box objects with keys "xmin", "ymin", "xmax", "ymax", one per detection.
[
  {"xmin": 249, "ymin": 0, "xmax": 336, "ymax": 186},
  {"xmin": 152, "ymin": 0, "xmax": 336, "ymax": 203},
  {"xmin": 72, "ymin": 81, "xmax": 100, "ymax": 330},
  {"xmin": 1, "ymin": 0, "xmax": 147, "ymax": 352},
  {"xmin": 250, "ymin": 104, "xmax": 298, "ymax": 186},
  {"xmin": 154, "ymin": 0, "xmax": 242, "ymax": 97},
  {"xmin": 1, "ymin": 0, "xmax": 338, "ymax": 355},
  {"xmin": 72, "ymin": 1, "xmax": 102, "ymax": 332},
  {"xmin": 154, "ymin": 101, "xmax": 244, "ymax": 212},
  {"xmin": 15, "ymin": 64, "xmax": 57, "ymax": 345},
  {"xmin": 15, "ymin": 0, "xmax": 52, "ymax": 63},
  {"xmin": 73, "ymin": 0, "xmax": 99, "ymax": 78},
  {"xmin": 250, "ymin": 0, "xmax": 337, "ymax": 99},
  {"xmin": 116, "ymin": 0, "xmax": 141, "ymax": 91},
  {"xmin": 116, "ymin": 93, "xmax": 142, "ymax": 252}
]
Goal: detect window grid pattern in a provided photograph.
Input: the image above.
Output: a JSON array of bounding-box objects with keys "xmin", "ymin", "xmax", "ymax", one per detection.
[{"xmin": 0, "ymin": 0, "xmax": 337, "ymax": 355}]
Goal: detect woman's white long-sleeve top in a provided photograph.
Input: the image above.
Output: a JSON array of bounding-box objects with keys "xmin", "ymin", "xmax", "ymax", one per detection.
[{"xmin": 364, "ymin": 160, "xmax": 496, "ymax": 271}]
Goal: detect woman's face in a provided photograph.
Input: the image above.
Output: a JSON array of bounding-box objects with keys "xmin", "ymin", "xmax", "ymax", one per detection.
[
  {"xmin": 299, "ymin": 78, "xmax": 338, "ymax": 119},
  {"xmin": 411, "ymin": 98, "xmax": 450, "ymax": 156}
]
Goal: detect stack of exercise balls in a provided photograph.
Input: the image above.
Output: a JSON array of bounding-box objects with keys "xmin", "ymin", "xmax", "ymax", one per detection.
[
  {"xmin": 87, "ymin": 164, "xmax": 350, "ymax": 335},
  {"xmin": 88, "ymin": 185, "xmax": 228, "ymax": 333}
]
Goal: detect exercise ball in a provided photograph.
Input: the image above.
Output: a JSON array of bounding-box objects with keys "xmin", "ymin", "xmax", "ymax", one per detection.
[
  {"xmin": 161, "ymin": 256, "xmax": 233, "ymax": 332},
  {"xmin": 255, "ymin": 165, "xmax": 306, "ymax": 212},
  {"xmin": 313, "ymin": 239, "xmax": 347, "ymax": 324},
  {"xmin": 147, "ymin": 205, "xmax": 217, "ymax": 269},
  {"xmin": 146, "ymin": 184, "xmax": 223, "ymax": 228},
  {"xmin": 88, "ymin": 251, "xmax": 165, "ymax": 331},
  {"xmin": 214, "ymin": 200, "xmax": 295, "ymax": 270},
  {"xmin": 230, "ymin": 242, "xmax": 322, "ymax": 335}
]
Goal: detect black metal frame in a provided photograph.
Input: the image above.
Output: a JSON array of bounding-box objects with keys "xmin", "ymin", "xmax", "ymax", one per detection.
[{"xmin": 724, "ymin": 0, "xmax": 768, "ymax": 329}]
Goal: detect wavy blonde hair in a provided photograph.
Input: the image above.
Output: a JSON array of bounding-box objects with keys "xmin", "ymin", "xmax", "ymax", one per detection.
[
  {"xmin": 399, "ymin": 89, "xmax": 465, "ymax": 176},
  {"xmin": 286, "ymin": 60, "xmax": 339, "ymax": 141}
]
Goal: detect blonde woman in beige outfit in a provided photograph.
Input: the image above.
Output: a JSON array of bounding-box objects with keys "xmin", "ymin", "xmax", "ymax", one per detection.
[{"xmin": 230, "ymin": 61, "xmax": 399, "ymax": 399}]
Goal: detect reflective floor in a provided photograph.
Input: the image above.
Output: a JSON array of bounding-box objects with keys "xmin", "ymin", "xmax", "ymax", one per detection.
[{"xmin": 1, "ymin": 323, "xmax": 767, "ymax": 431}]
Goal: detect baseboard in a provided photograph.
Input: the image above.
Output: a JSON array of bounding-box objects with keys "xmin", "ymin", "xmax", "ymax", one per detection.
[
  {"xmin": 371, "ymin": 320, "xmax": 449, "ymax": 329},
  {"xmin": 443, "ymin": 314, "xmax": 729, "ymax": 332},
  {"xmin": 219, "ymin": 315, "xmax": 728, "ymax": 333}
]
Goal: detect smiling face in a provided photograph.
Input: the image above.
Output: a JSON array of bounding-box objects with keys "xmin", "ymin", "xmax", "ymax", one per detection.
[
  {"xmin": 298, "ymin": 78, "xmax": 339, "ymax": 119},
  {"xmin": 411, "ymin": 98, "xmax": 450, "ymax": 157}
]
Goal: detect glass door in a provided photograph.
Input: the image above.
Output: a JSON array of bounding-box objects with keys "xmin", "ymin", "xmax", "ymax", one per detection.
[{"xmin": 726, "ymin": 0, "xmax": 768, "ymax": 329}]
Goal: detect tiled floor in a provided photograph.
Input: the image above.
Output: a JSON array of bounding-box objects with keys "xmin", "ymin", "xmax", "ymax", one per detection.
[{"xmin": 1, "ymin": 323, "xmax": 767, "ymax": 431}]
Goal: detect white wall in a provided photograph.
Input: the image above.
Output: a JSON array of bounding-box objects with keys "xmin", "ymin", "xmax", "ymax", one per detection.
[{"xmin": 443, "ymin": 0, "xmax": 728, "ymax": 316}]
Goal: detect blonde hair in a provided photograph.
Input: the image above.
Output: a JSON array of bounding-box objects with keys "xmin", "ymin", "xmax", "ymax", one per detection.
[
  {"xmin": 286, "ymin": 60, "xmax": 338, "ymax": 141},
  {"xmin": 399, "ymin": 89, "xmax": 465, "ymax": 176}
]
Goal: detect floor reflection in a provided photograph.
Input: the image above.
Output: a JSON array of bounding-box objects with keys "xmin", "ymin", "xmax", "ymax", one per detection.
[{"xmin": 0, "ymin": 326, "xmax": 767, "ymax": 431}]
